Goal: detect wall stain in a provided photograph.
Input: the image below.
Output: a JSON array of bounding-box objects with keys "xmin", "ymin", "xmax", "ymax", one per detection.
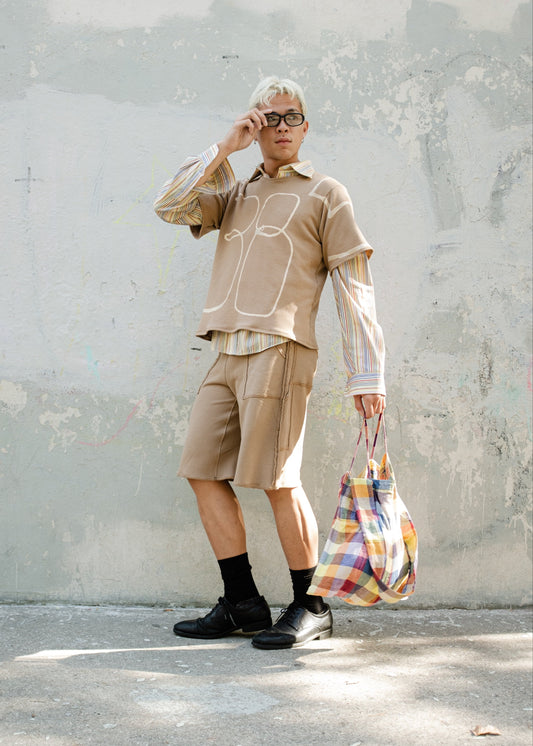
[{"xmin": 478, "ymin": 340, "xmax": 494, "ymax": 398}]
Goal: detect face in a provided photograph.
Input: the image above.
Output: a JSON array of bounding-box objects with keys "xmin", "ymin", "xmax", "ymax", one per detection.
[{"xmin": 255, "ymin": 93, "xmax": 309, "ymax": 170}]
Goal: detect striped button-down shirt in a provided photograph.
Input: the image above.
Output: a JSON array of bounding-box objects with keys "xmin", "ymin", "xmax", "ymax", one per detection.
[{"xmin": 154, "ymin": 145, "xmax": 386, "ymax": 396}]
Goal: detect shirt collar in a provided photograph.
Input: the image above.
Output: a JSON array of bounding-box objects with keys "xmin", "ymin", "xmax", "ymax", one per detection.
[{"xmin": 249, "ymin": 160, "xmax": 314, "ymax": 181}]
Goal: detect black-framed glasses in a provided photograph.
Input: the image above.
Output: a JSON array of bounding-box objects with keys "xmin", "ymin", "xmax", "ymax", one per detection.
[{"xmin": 265, "ymin": 112, "xmax": 305, "ymax": 127}]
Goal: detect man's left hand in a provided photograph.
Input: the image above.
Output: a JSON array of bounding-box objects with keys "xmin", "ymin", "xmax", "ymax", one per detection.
[{"xmin": 353, "ymin": 394, "xmax": 386, "ymax": 419}]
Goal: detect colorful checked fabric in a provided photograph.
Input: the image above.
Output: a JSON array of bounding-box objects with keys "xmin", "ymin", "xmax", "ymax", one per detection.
[{"xmin": 308, "ymin": 416, "xmax": 418, "ymax": 605}]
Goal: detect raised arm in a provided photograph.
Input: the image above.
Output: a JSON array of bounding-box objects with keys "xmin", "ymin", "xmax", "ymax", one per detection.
[
  {"xmin": 153, "ymin": 108, "xmax": 272, "ymax": 225},
  {"xmin": 200, "ymin": 108, "xmax": 272, "ymax": 186}
]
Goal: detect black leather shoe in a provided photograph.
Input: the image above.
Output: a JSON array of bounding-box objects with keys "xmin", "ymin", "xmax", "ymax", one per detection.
[
  {"xmin": 173, "ymin": 596, "xmax": 271, "ymax": 639},
  {"xmin": 252, "ymin": 601, "xmax": 333, "ymax": 649}
]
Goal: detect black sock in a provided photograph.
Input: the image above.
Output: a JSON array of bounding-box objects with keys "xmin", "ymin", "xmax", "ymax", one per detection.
[
  {"xmin": 289, "ymin": 567, "xmax": 327, "ymax": 613},
  {"xmin": 218, "ymin": 553, "xmax": 260, "ymax": 605}
]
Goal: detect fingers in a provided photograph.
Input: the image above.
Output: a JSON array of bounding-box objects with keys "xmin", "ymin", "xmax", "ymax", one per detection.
[
  {"xmin": 235, "ymin": 107, "xmax": 271, "ymax": 134},
  {"xmin": 353, "ymin": 395, "xmax": 365, "ymax": 418},
  {"xmin": 221, "ymin": 107, "xmax": 276, "ymax": 154},
  {"xmin": 366, "ymin": 394, "xmax": 386, "ymax": 417},
  {"xmin": 353, "ymin": 394, "xmax": 386, "ymax": 419},
  {"xmin": 222, "ymin": 108, "xmax": 271, "ymax": 153}
]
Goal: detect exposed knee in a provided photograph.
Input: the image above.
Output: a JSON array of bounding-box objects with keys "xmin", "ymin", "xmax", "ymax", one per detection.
[
  {"xmin": 265, "ymin": 485, "xmax": 303, "ymax": 505},
  {"xmin": 188, "ymin": 477, "xmax": 228, "ymax": 490}
]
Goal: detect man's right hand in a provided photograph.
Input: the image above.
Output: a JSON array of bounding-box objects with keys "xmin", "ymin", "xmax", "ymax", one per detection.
[
  {"xmin": 191, "ymin": 108, "xmax": 272, "ymax": 191},
  {"xmin": 218, "ymin": 108, "xmax": 271, "ymax": 156}
]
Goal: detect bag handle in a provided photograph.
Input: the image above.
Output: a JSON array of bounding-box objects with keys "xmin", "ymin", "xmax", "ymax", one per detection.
[
  {"xmin": 349, "ymin": 417, "xmax": 371, "ymax": 476},
  {"xmin": 370, "ymin": 412, "xmax": 387, "ymax": 460},
  {"xmin": 349, "ymin": 413, "xmax": 387, "ymax": 476}
]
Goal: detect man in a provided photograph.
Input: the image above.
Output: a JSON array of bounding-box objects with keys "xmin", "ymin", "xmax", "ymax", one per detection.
[{"xmin": 154, "ymin": 76, "xmax": 386, "ymax": 649}]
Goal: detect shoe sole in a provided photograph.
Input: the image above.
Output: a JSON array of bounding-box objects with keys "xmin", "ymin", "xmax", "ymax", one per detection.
[{"xmin": 251, "ymin": 627, "xmax": 333, "ymax": 650}]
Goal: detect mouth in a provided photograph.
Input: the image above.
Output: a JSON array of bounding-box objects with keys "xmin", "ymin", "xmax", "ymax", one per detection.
[{"xmin": 275, "ymin": 138, "xmax": 291, "ymax": 144}]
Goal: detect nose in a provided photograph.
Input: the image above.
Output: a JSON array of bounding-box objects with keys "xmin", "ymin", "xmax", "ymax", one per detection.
[{"xmin": 276, "ymin": 117, "xmax": 289, "ymax": 132}]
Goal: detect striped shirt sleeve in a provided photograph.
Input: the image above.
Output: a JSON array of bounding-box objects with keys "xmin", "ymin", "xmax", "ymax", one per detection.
[
  {"xmin": 331, "ymin": 253, "xmax": 386, "ymax": 396},
  {"xmin": 153, "ymin": 144, "xmax": 235, "ymax": 225}
]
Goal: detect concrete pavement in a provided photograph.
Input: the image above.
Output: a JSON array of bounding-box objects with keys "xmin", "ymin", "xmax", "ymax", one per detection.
[{"xmin": 0, "ymin": 605, "xmax": 531, "ymax": 746}]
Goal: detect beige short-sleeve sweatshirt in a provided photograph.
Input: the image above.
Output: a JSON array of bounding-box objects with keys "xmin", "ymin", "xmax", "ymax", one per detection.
[{"xmin": 192, "ymin": 167, "xmax": 372, "ymax": 350}]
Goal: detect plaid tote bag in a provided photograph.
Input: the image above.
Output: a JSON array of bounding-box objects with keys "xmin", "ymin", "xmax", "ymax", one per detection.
[{"xmin": 308, "ymin": 415, "xmax": 418, "ymax": 605}]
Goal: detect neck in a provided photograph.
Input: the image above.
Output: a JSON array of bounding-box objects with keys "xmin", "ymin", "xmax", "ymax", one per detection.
[{"xmin": 262, "ymin": 156, "xmax": 299, "ymax": 178}]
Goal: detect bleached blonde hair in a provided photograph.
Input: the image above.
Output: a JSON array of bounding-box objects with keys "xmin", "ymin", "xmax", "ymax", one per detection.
[{"xmin": 249, "ymin": 76, "xmax": 308, "ymax": 116}]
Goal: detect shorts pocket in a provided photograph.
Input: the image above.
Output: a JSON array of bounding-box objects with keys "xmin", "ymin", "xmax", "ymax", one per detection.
[
  {"xmin": 290, "ymin": 343, "xmax": 318, "ymax": 389},
  {"xmin": 278, "ymin": 379, "xmax": 313, "ymax": 451},
  {"xmin": 242, "ymin": 346, "xmax": 288, "ymax": 399},
  {"xmin": 196, "ymin": 354, "xmax": 222, "ymax": 394},
  {"xmin": 242, "ymin": 342, "xmax": 318, "ymax": 399}
]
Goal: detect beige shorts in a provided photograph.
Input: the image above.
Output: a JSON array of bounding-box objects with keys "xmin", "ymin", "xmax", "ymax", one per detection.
[{"xmin": 178, "ymin": 341, "xmax": 318, "ymax": 490}]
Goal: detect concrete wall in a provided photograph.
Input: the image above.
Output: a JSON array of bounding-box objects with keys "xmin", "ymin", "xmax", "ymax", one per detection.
[{"xmin": 1, "ymin": 0, "xmax": 531, "ymax": 607}]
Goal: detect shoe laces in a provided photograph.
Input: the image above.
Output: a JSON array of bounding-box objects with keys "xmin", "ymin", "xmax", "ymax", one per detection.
[
  {"xmin": 275, "ymin": 600, "xmax": 301, "ymax": 626},
  {"xmin": 218, "ymin": 596, "xmax": 238, "ymax": 625}
]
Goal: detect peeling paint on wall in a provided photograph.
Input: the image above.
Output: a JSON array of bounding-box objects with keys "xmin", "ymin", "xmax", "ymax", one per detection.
[{"xmin": 0, "ymin": 381, "xmax": 28, "ymax": 417}]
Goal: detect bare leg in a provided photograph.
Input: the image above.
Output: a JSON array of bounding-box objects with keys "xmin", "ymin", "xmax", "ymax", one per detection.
[
  {"xmin": 188, "ymin": 478, "xmax": 247, "ymax": 560},
  {"xmin": 264, "ymin": 485, "xmax": 318, "ymax": 570},
  {"xmin": 174, "ymin": 480, "xmax": 271, "ymax": 639},
  {"xmin": 250, "ymin": 485, "xmax": 332, "ymax": 649}
]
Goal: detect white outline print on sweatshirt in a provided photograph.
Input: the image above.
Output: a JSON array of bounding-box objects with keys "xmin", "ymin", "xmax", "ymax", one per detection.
[
  {"xmin": 235, "ymin": 192, "xmax": 299, "ymax": 317},
  {"xmin": 203, "ymin": 191, "xmax": 300, "ymax": 318},
  {"xmin": 204, "ymin": 192, "xmax": 300, "ymax": 318},
  {"xmin": 203, "ymin": 194, "xmax": 260, "ymax": 313}
]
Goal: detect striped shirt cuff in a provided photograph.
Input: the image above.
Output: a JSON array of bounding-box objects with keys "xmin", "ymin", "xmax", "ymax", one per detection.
[{"xmin": 344, "ymin": 371, "xmax": 387, "ymax": 397}]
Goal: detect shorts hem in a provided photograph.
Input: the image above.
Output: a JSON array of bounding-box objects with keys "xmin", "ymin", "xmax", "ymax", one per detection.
[
  {"xmin": 177, "ymin": 470, "xmax": 235, "ymax": 483},
  {"xmin": 177, "ymin": 470, "xmax": 301, "ymax": 491}
]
